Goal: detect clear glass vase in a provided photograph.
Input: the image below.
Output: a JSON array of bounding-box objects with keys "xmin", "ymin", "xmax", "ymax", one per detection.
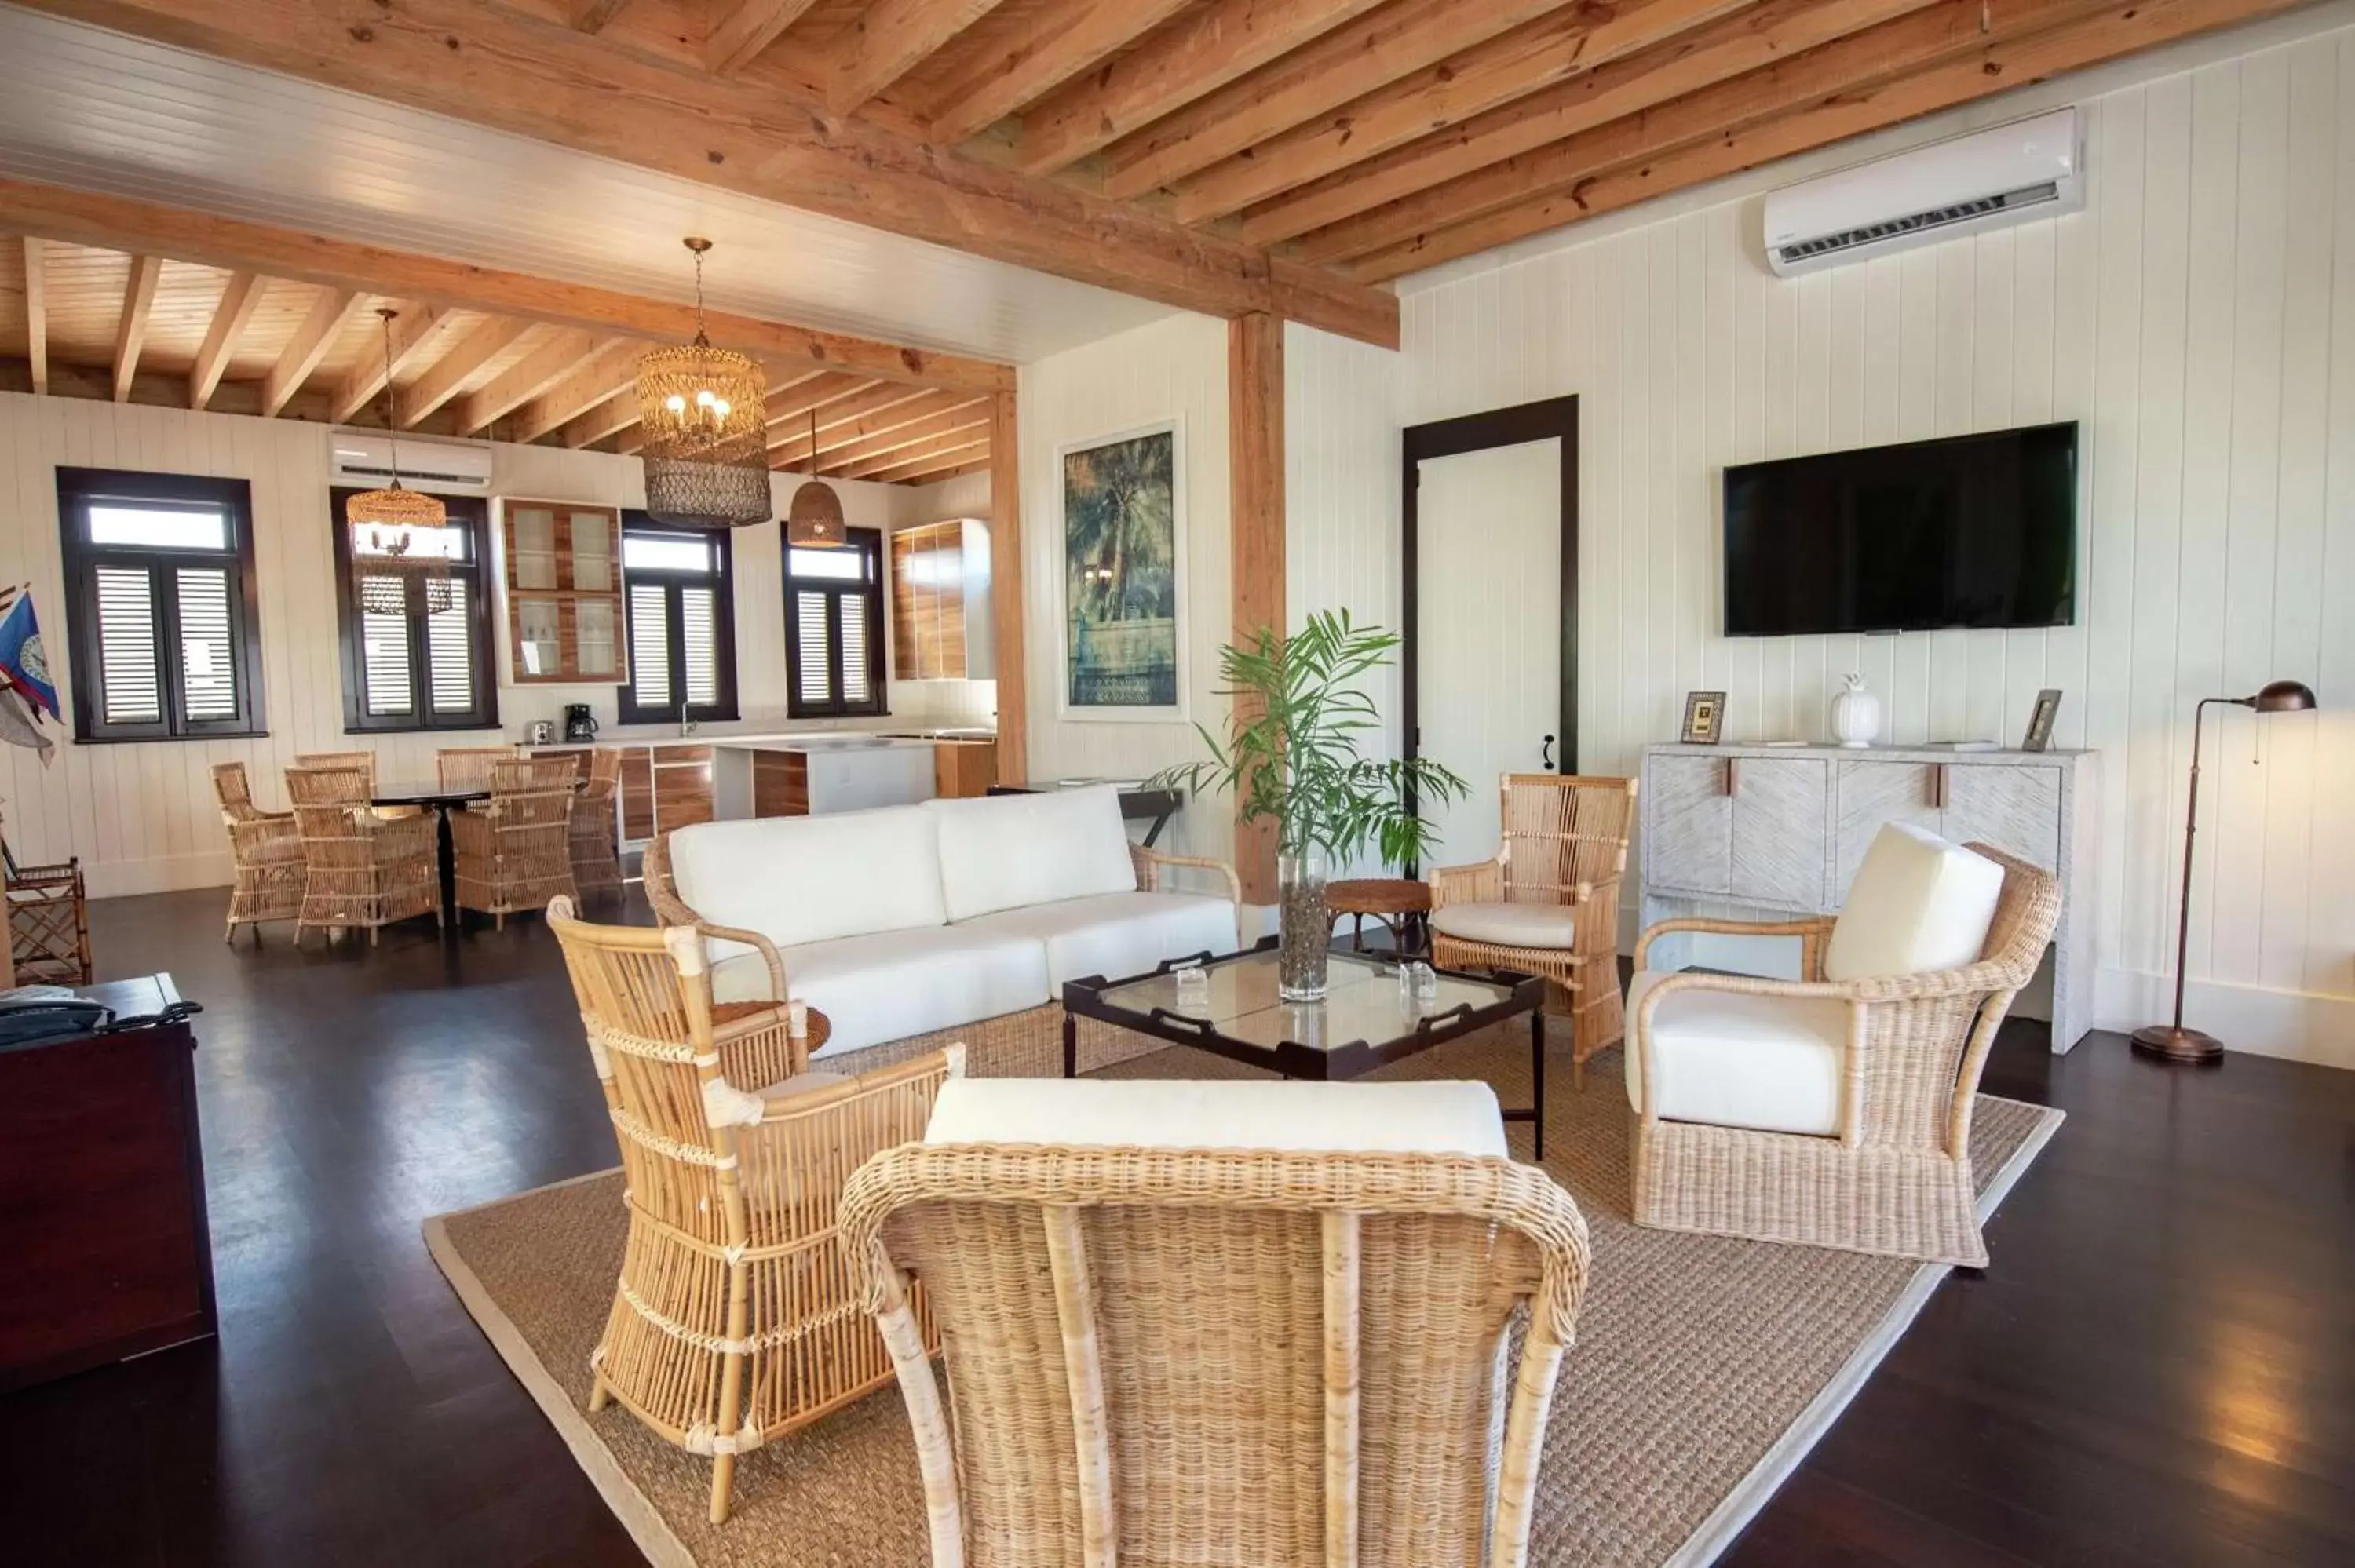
[{"xmin": 1276, "ymin": 847, "xmax": 1331, "ymax": 1002}]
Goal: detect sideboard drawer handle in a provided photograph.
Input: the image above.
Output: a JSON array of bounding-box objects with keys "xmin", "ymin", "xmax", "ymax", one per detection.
[{"xmin": 1726, "ymin": 757, "xmax": 1741, "ymax": 797}]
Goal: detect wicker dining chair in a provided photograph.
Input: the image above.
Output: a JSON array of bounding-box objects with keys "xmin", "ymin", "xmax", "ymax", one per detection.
[
  {"xmin": 567, "ymin": 747, "xmax": 623, "ymax": 903},
  {"xmin": 1428, "ymin": 773, "xmax": 1638, "ymax": 1089},
  {"xmin": 296, "ymin": 748, "xmax": 416, "ymax": 821},
  {"xmin": 213, "ymin": 761, "xmax": 304, "ymax": 943},
  {"xmin": 451, "ymin": 757, "xmax": 577, "ymax": 928},
  {"xmin": 547, "ymin": 898, "xmax": 956, "ymax": 1525},
  {"xmin": 436, "ymin": 745, "xmax": 519, "ymax": 793},
  {"xmin": 2, "ymin": 844, "xmax": 92, "ymax": 984},
  {"xmin": 840, "ymin": 1131, "xmax": 1590, "ymax": 1568},
  {"xmin": 285, "ymin": 764, "xmax": 440, "ymax": 945},
  {"xmin": 1627, "ymin": 841, "xmax": 2062, "ymax": 1266}
]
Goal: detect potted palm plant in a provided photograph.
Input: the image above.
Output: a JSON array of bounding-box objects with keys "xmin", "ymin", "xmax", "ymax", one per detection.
[{"xmin": 1153, "ymin": 610, "xmax": 1466, "ymax": 1001}]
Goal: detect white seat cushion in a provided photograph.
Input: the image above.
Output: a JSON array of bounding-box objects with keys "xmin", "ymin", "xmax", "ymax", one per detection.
[
  {"xmin": 926, "ymin": 1078, "xmax": 1509, "ymax": 1158},
  {"xmin": 926, "ymin": 785, "xmax": 1137, "ymax": 922},
  {"xmin": 1429, "ymin": 899, "xmax": 1579, "ymax": 950},
  {"xmin": 1623, "ymin": 969, "xmax": 1848, "ymax": 1137},
  {"xmin": 667, "ymin": 807, "xmax": 947, "ymax": 949},
  {"xmin": 711, "ymin": 923, "xmax": 1050, "ymax": 1059},
  {"xmin": 1824, "ymin": 822, "xmax": 2004, "ymax": 983},
  {"xmin": 958, "ymin": 891, "xmax": 1239, "ymax": 989}
]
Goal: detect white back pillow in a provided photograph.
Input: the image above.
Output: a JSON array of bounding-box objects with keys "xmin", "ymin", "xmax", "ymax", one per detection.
[
  {"xmin": 926, "ymin": 1078, "xmax": 1510, "ymax": 1158},
  {"xmin": 1824, "ymin": 822, "xmax": 2006, "ymax": 983},
  {"xmin": 928, "ymin": 785, "xmax": 1137, "ymax": 921},
  {"xmin": 666, "ymin": 807, "xmax": 947, "ymax": 948}
]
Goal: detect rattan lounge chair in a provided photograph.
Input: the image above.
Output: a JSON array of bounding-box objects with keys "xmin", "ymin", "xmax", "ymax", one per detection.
[{"xmin": 213, "ymin": 761, "xmax": 303, "ymax": 943}]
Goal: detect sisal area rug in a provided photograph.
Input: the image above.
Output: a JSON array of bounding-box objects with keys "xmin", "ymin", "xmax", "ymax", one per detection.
[{"xmin": 426, "ymin": 1028, "xmax": 2060, "ymax": 1568}]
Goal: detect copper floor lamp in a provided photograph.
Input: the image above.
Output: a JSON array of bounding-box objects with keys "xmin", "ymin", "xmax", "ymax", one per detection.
[{"xmin": 2132, "ymin": 679, "xmax": 2318, "ymax": 1064}]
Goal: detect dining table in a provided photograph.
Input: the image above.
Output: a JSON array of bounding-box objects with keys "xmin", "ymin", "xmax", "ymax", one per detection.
[{"xmin": 369, "ymin": 781, "xmax": 490, "ymax": 930}]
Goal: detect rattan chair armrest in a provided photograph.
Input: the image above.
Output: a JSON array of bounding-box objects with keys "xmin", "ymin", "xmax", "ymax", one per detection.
[
  {"xmin": 1632, "ymin": 914, "xmax": 1838, "ymax": 974},
  {"xmin": 1131, "ymin": 844, "xmax": 1243, "ymax": 942},
  {"xmin": 641, "ymin": 832, "xmax": 703, "ymax": 928},
  {"xmin": 694, "ymin": 921, "xmax": 788, "ymax": 1001},
  {"xmin": 755, "ymin": 1046, "xmax": 962, "ymax": 1126},
  {"xmin": 1426, "ymin": 855, "xmax": 1505, "ymax": 906}
]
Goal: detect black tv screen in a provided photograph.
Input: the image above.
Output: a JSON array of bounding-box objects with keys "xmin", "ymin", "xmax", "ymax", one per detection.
[{"xmin": 1723, "ymin": 422, "xmax": 2077, "ymax": 636}]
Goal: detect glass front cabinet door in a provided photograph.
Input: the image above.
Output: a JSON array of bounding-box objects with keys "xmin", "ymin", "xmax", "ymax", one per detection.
[{"xmin": 499, "ymin": 500, "xmax": 626, "ymax": 685}]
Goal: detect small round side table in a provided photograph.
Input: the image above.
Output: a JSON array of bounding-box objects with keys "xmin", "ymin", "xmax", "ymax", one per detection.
[{"xmin": 1327, "ymin": 877, "xmax": 1433, "ymax": 957}]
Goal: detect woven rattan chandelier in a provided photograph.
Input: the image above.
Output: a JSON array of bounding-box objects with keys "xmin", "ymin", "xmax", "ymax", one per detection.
[
  {"xmin": 349, "ymin": 308, "xmax": 457, "ymax": 616},
  {"xmin": 637, "ymin": 238, "xmax": 771, "ymax": 530},
  {"xmin": 785, "ymin": 407, "xmax": 846, "ymax": 548}
]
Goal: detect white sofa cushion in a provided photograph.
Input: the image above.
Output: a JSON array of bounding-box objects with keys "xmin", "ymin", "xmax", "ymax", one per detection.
[
  {"xmin": 711, "ymin": 923, "xmax": 1050, "ymax": 1059},
  {"xmin": 961, "ymin": 890, "xmax": 1238, "ymax": 988},
  {"xmin": 1429, "ymin": 899, "xmax": 1579, "ymax": 949},
  {"xmin": 927, "ymin": 785, "xmax": 1137, "ymax": 923},
  {"xmin": 1623, "ymin": 969, "xmax": 1848, "ymax": 1137},
  {"xmin": 667, "ymin": 808, "xmax": 947, "ymax": 949},
  {"xmin": 1824, "ymin": 822, "xmax": 2004, "ymax": 983},
  {"xmin": 926, "ymin": 1077, "xmax": 1509, "ymax": 1158}
]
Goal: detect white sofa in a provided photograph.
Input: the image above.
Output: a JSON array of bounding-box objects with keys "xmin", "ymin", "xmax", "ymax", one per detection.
[{"xmin": 654, "ymin": 785, "xmax": 1241, "ymax": 1062}]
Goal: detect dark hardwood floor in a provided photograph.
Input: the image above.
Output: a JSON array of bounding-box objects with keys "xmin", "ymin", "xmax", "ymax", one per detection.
[{"xmin": 2, "ymin": 889, "xmax": 2349, "ymax": 1566}]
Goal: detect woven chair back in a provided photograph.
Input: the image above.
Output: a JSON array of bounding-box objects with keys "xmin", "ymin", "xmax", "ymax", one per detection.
[
  {"xmin": 294, "ymin": 749, "xmax": 377, "ymax": 782},
  {"xmin": 285, "ymin": 765, "xmax": 376, "ymax": 868},
  {"xmin": 840, "ymin": 1147, "xmax": 1591, "ymax": 1568},
  {"xmin": 581, "ymin": 745, "xmax": 623, "ymax": 799},
  {"xmin": 212, "ymin": 761, "xmax": 259, "ymax": 818},
  {"xmin": 484, "ymin": 757, "xmax": 576, "ymax": 833},
  {"xmin": 1499, "ymin": 773, "xmax": 1635, "ymax": 905},
  {"xmin": 438, "ymin": 746, "xmax": 519, "ymax": 792}
]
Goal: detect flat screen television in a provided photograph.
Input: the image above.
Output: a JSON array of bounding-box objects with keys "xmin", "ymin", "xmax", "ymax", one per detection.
[{"xmin": 1722, "ymin": 422, "xmax": 2077, "ymax": 636}]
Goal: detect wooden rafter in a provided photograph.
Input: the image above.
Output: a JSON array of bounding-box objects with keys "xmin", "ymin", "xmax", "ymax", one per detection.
[
  {"xmin": 9, "ymin": 0, "xmax": 1396, "ymax": 347},
  {"xmin": 21, "ymin": 238, "xmax": 46, "ymax": 395},
  {"xmin": 511, "ymin": 339, "xmax": 644, "ymax": 443},
  {"xmin": 111, "ymin": 254, "xmax": 162, "ymax": 403},
  {"xmin": 330, "ymin": 302, "xmax": 445, "ymax": 422},
  {"xmin": 823, "ymin": 0, "xmax": 1011, "ymax": 115},
  {"xmin": 262, "ymin": 285, "xmax": 359, "ymax": 415},
  {"xmin": 454, "ymin": 326, "xmax": 599, "ymax": 434},
  {"xmin": 767, "ymin": 387, "xmax": 970, "ymax": 458},
  {"xmin": 704, "ymin": 0, "xmax": 823, "ymax": 75},
  {"xmin": 188, "ymin": 270, "xmax": 265, "ymax": 410},
  {"xmin": 396, "ymin": 316, "xmax": 531, "ymax": 428},
  {"xmin": 1261, "ymin": 0, "xmax": 1941, "ymax": 250},
  {"xmin": 765, "ymin": 370, "xmax": 871, "ymax": 425},
  {"xmin": 562, "ymin": 386, "xmax": 641, "ymax": 449},
  {"xmin": 783, "ymin": 396, "xmax": 990, "ymax": 469},
  {"xmin": 1011, "ymin": 0, "xmax": 1393, "ymax": 175},
  {"xmin": 1343, "ymin": 0, "xmax": 2300, "ymax": 281},
  {"xmin": 571, "ymin": 0, "xmax": 628, "ymax": 33},
  {"xmin": 771, "ymin": 380, "xmax": 934, "ymax": 439},
  {"xmin": 843, "ymin": 428, "xmax": 990, "ymax": 483},
  {"xmin": 922, "ymin": 0, "xmax": 1193, "ymax": 146},
  {"xmin": 0, "ymin": 179, "xmax": 1014, "ymax": 396}
]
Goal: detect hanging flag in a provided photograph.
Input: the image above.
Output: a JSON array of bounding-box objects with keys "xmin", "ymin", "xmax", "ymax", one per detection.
[
  {"xmin": 0, "ymin": 585, "xmax": 59, "ymax": 722},
  {"xmin": 0, "ymin": 684, "xmax": 54, "ymax": 766}
]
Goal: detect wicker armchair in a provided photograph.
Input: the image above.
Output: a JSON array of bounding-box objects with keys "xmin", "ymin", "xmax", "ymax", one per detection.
[
  {"xmin": 285, "ymin": 764, "xmax": 440, "ymax": 945},
  {"xmin": 451, "ymin": 757, "xmax": 577, "ymax": 928},
  {"xmin": 547, "ymin": 897, "xmax": 955, "ymax": 1525},
  {"xmin": 213, "ymin": 761, "xmax": 304, "ymax": 943},
  {"xmin": 1428, "ymin": 773, "xmax": 1638, "ymax": 1089},
  {"xmin": 297, "ymin": 749, "xmax": 414, "ymax": 822},
  {"xmin": 840, "ymin": 1125, "xmax": 1591, "ymax": 1568},
  {"xmin": 3, "ymin": 844, "xmax": 92, "ymax": 984},
  {"xmin": 1627, "ymin": 841, "xmax": 2062, "ymax": 1265},
  {"xmin": 641, "ymin": 830, "xmax": 813, "ymax": 1084},
  {"xmin": 436, "ymin": 745, "xmax": 518, "ymax": 792},
  {"xmin": 567, "ymin": 747, "xmax": 623, "ymax": 903},
  {"xmin": 1127, "ymin": 838, "xmax": 1244, "ymax": 948}
]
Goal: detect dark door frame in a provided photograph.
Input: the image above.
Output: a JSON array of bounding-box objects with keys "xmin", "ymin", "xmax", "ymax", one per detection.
[{"xmin": 1401, "ymin": 394, "xmax": 1580, "ymax": 785}]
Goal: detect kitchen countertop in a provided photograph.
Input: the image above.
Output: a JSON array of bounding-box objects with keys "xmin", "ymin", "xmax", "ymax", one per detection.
[{"xmin": 533, "ymin": 724, "xmax": 995, "ymax": 749}]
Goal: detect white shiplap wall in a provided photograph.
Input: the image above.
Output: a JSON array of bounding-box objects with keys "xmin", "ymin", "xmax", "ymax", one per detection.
[
  {"xmin": 0, "ymin": 391, "xmax": 916, "ymax": 895},
  {"xmin": 1288, "ymin": 24, "xmax": 2355, "ymax": 1063}
]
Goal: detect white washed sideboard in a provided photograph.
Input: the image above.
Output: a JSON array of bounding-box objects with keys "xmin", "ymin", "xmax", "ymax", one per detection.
[{"xmin": 1638, "ymin": 742, "xmax": 2099, "ymax": 1053}]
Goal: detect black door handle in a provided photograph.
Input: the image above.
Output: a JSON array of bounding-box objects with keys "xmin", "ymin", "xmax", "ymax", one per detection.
[{"xmin": 1541, "ymin": 734, "xmax": 1556, "ymax": 771}]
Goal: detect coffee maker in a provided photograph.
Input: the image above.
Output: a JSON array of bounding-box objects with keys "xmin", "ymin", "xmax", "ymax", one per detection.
[{"xmin": 563, "ymin": 703, "xmax": 599, "ymax": 742}]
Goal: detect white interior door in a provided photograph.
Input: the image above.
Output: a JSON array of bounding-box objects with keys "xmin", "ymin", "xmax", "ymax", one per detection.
[{"xmin": 1414, "ymin": 438, "xmax": 1561, "ymax": 868}]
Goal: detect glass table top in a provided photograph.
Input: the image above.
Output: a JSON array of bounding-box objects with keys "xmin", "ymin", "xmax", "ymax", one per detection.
[{"xmin": 1093, "ymin": 948, "xmax": 1520, "ymax": 1054}]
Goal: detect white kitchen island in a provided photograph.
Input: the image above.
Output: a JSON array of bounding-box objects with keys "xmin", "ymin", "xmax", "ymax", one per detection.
[{"xmin": 709, "ymin": 735, "xmax": 939, "ymax": 819}]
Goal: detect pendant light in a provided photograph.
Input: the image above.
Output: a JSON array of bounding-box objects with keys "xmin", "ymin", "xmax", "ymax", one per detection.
[
  {"xmin": 786, "ymin": 407, "xmax": 846, "ymax": 548},
  {"xmin": 636, "ymin": 238, "xmax": 772, "ymax": 530},
  {"xmin": 347, "ymin": 308, "xmax": 456, "ymax": 617}
]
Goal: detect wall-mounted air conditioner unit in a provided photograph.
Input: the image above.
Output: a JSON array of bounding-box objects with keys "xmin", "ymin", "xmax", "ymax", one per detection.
[
  {"xmin": 1762, "ymin": 108, "xmax": 2084, "ymax": 277},
  {"xmin": 328, "ymin": 431, "xmax": 496, "ymax": 495}
]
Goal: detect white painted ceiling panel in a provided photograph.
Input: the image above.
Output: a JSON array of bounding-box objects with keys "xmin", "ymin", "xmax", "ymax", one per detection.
[{"xmin": 0, "ymin": 5, "xmax": 1173, "ymax": 364}]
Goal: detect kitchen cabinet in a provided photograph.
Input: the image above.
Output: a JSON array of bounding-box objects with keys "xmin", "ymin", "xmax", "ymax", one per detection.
[
  {"xmin": 888, "ymin": 519, "xmax": 994, "ymax": 680},
  {"xmin": 500, "ymin": 500, "xmax": 625, "ymax": 684},
  {"xmin": 933, "ymin": 738, "xmax": 997, "ymax": 799}
]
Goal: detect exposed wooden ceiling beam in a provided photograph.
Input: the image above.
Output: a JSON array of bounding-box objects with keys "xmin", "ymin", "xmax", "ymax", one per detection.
[
  {"xmin": 772, "ymin": 393, "xmax": 989, "ymax": 466},
  {"xmin": 1263, "ymin": 0, "xmax": 1938, "ymax": 250},
  {"xmin": 512, "ymin": 339, "xmax": 644, "ymax": 443},
  {"xmin": 20, "ymin": 238, "xmax": 46, "ymax": 395},
  {"xmin": 703, "ymin": 0, "xmax": 823, "ymax": 75},
  {"xmin": 846, "ymin": 430, "xmax": 991, "ymax": 483},
  {"xmin": 12, "ymin": 0, "xmax": 1396, "ymax": 347},
  {"xmin": 769, "ymin": 379, "xmax": 934, "ymax": 439},
  {"xmin": 1100, "ymin": 0, "xmax": 1572, "ymax": 202},
  {"xmin": 571, "ymin": 0, "xmax": 629, "ymax": 34},
  {"xmin": 188, "ymin": 269, "xmax": 264, "ymax": 410},
  {"xmin": 819, "ymin": 403, "xmax": 992, "ymax": 469},
  {"xmin": 923, "ymin": 0, "xmax": 1193, "ymax": 146},
  {"xmin": 1012, "ymin": 0, "xmax": 1391, "ymax": 175},
  {"xmin": 899, "ymin": 455, "xmax": 991, "ymax": 485},
  {"xmin": 262, "ymin": 285, "xmax": 359, "ymax": 415},
  {"xmin": 330, "ymin": 302, "xmax": 445, "ymax": 422},
  {"xmin": 562, "ymin": 386, "xmax": 640, "ymax": 449},
  {"xmin": 455, "ymin": 326, "xmax": 598, "ymax": 434},
  {"xmin": 763, "ymin": 370, "xmax": 874, "ymax": 431},
  {"xmin": 0, "ymin": 179, "xmax": 1016, "ymax": 395},
  {"xmin": 1170, "ymin": 0, "xmax": 1759, "ymax": 224},
  {"xmin": 111, "ymin": 254, "xmax": 162, "ymax": 403},
  {"xmin": 1344, "ymin": 0, "xmax": 2297, "ymax": 282},
  {"xmin": 396, "ymin": 316, "xmax": 532, "ymax": 428},
  {"xmin": 824, "ymin": 0, "xmax": 1011, "ymax": 115},
  {"xmin": 766, "ymin": 385, "xmax": 964, "ymax": 454}
]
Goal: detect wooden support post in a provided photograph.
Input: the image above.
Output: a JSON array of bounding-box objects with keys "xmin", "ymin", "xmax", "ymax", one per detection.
[
  {"xmin": 1229, "ymin": 312, "xmax": 1285, "ymax": 905},
  {"xmin": 988, "ymin": 389, "xmax": 1028, "ymax": 788}
]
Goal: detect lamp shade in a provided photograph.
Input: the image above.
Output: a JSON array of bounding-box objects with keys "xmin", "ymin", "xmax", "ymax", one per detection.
[
  {"xmin": 2249, "ymin": 680, "xmax": 2317, "ymax": 713},
  {"xmin": 786, "ymin": 477, "xmax": 845, "ymax": 548}
]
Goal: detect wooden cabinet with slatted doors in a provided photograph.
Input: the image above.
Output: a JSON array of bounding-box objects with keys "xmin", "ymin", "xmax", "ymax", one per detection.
[
  {"xmin": 888, "ymin": 519, "xmax": 995, "ymax": 681},
  {"xmin": 497, "ymin": 500, "xmax": 625, "ymax": 684},
  {"xmin": 652, "ymin": 744, "xmax": 714, "ymax": 833}
]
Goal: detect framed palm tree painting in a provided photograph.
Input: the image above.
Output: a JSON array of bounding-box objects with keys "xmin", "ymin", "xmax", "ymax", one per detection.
[{"xmin": 1058, "ymin": 418, "xmax": 1186, "ymax": 720}]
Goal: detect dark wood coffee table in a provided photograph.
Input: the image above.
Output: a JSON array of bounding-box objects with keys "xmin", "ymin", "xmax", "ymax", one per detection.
[{"xmin": 1061, "ymin": 944, "xmax": 1548, "ymax": 1157}]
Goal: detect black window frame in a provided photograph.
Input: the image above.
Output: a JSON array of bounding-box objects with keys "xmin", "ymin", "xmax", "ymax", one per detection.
[
  {"xmin": 56, "ymin": 466, "xmax": 268, "ymax": 743},
  {"xmin": 617, "ymin": 514, "xmax": 740, "ymax": 726},
  {"xmin": 330, "ymin": 487, "xmax": 502, "ymax": 735},
  {"xmin": 785, "ymin": 527, "xmax": 888, "ymax": 719}
]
